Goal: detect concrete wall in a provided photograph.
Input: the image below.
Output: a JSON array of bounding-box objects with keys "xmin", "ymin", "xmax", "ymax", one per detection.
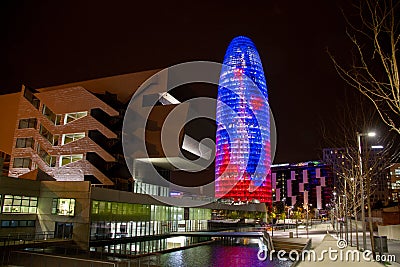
[
  {"xmin": 378, "ymin": 224, "xmax": 400, "ymax": 240},
  {"xmin": 37, "ymin": 181, "xmax": 91, "ymax": 249}
]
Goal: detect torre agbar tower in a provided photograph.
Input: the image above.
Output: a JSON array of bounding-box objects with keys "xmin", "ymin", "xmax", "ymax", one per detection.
[{"xmin": 215, "ymin": 36, "xmax": 272, "ymax": 204}]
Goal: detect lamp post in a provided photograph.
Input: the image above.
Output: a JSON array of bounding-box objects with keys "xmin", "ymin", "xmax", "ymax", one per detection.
[{"xmin": 357, "ymin": 131, "xmax": 375, "ymax": 251}]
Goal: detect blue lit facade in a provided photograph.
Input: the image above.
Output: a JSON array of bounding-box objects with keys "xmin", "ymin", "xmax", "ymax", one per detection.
[{"xmin": 215, "ymin": 36, "xmax": 272, "ymax": 204}]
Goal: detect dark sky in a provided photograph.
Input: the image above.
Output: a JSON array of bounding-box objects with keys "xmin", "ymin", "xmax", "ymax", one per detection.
[{"xmin": 0, "ymin": 1, "xmax": 356, "ymax": 163}]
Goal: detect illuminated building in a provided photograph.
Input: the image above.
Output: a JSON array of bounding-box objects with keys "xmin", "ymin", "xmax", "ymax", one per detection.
[
  {"xmin": 0, "ymin": 69, "xmax": 268, "ymax": 252},
  {"xmin": 323, "ymin": 147, "xmax": 390, "ymax": 206},
  {"xmin": 271, "ymin": 161, "xmax": 334, "ymax": 212},
  {"xmin": 390, "ymin": 163, "xmax": 400, "ymax": 203},
  {"xmin": 215, "ymin": 36, "xmax": 272, "ymax": 204}
]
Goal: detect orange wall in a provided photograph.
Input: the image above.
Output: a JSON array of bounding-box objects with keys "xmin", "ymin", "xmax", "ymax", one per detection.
[{"xmin": 0, "ymin": 93, "xmax": 20, "ymax": 154}]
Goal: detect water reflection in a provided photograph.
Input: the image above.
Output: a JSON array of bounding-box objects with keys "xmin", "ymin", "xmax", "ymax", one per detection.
[
  {"xmin": 160, "ymin": 244, "xmax": 292, "ymax": 267},
  {"xmin": 91, "ymin": 236, "xmax": 211, "ymax": 255}
]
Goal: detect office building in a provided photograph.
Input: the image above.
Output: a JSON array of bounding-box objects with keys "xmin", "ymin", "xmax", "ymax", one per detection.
[{"xmin": 215, "ymin": 36, "xmax": 272, "ymax": 204}]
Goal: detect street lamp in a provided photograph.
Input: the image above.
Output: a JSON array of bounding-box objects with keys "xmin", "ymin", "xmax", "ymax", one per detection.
[{"xmin": 357, "ymin": 131, "xmax": 376, "ymax": 250}]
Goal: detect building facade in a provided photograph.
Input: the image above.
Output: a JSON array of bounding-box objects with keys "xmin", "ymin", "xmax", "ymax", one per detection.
[
  {"xmin": 389, "ymin": 163, "xmax": 400, "ymax": 203},
  {"xmin": 323, "ymin": 147, "xmax": 391, "ymax": 207},
  {"xmin": 271, "ymin": 161, "xmax": 334, "ymax": 211},
  {"xmin": 9, "ymin": 85, "xmax": 121, "ymax": 185},
  {"xmin": 215, "ymin": 36, "xmax": 272, "ymax": 204},
  {"xmin": 0, "ymin": 176, "xmax": 266, "ymax": 251}
]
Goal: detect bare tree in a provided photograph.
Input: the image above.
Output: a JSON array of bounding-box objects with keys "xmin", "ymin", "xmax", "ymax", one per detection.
[
  {"xmin": 328, "ymin": 0, "xmax": 400, "ymax": 134},
  {"xmin": 321, "ymin": 95, "xmax": 399, "ymax": 255}
]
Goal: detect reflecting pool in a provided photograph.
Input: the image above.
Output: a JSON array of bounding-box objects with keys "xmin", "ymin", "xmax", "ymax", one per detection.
[{"xmin": 159, "ymin": 244, "xmax": 292, "ymax": 267}]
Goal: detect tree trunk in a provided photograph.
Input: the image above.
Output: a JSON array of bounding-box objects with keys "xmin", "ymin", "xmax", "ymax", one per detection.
[
  {"xmin": 355, "ymin": 206, "xmax": 359, "ymax": 250},
  {"xmin": 350, "ymin": 216, "xmax": 353, "ymax": 246}
]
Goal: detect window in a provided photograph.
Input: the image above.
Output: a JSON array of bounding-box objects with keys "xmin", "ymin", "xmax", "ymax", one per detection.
[
  {"xmin": 2, "ymin": 195, "xmax": 37, "ymax": 214},
  {"xmin": 37, "ymin": 145, "xmax": 56, "ymax": 167},
  {"xmin": 61, "ymin": 133, "xmax": 85, "ymax": 145},
  {"xmin": 1, "ymin": 220, "xmax": 35, "ymax": 228},
  {"xmin": 52, "ymin": 198, "xmax": 75, "ymax": 216},
  {"xmin": 18, "ymin": 118, "xmax": 37, "ymax": 129},
  {"xmin": 39, "ymin": 124, "xmax": 59, "ymax": 145},
  {"xmin": 42, "ymin": 104, "xmax": 62, "ymax": 125},
  {"xmin": 60, "ymin": 154, "xmax": 83, "ymax": 166},
  {"xmin": 23, "ymin": 87, "xmax": 40, "ymax": 109},
  {"xmin": 15, "ymin": 137, "xmax": 35, "ymax": 149},
  {"xmin": 64, "ymin": 111, "xmax": 88, "ymax": 124},
  {"xmin": 13, "ymin": 157, "xmax": 31, "ymax": 168}
]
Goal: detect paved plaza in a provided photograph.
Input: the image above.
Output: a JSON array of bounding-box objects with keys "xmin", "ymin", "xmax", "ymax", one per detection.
[{"xmin": 268, "ymin": 222, "xmax": 400, "ymax": 266}]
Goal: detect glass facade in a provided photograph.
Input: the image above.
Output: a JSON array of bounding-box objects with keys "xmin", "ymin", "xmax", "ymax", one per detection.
[
  {"xmin": 215, "ymin": 36, "xmax": 272, "ymax": 204},
  {"xmin": 133, "ymin": 181, "xmax": 169, "ymax": 197},
  {"xmin": 90, "ymin": 200, "xmax": 211, "ymax": 240}
]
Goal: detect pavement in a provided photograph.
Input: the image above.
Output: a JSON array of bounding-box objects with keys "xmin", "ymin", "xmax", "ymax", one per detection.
[{"xmin": 268, "ymin": 222, "xmax": 400, "ymax": 266}]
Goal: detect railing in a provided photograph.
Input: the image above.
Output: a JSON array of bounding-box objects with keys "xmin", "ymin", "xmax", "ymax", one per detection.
[{"xmin": 0, "ymin": 231, "xmax": 58, "ymax": 247}]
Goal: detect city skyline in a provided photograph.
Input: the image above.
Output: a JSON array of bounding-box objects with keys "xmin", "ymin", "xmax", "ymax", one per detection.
[{"xmin": 0, "ymin": 1, "xmax": 381, "ymax": 163}]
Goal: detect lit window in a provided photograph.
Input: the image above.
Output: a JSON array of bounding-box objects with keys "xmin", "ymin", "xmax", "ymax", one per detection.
[
  {"xmin": 60, "ymin": 154, "xmax": 83, "ymax": 166},
  {"xmin": 13, "ymin": 157, "xmax": 31, "ymax": 168},
  {"xmin": 61, "ymin": 133, "xmax": 85, "ymax": 145},
  {"xmin": 2, "ymin": 195, "xmax": 37, "ymax": 214},
  {"xmin": 15, "ymin": 137, "xmax": 35, "ymax": 149},
  {"xmin": 18, "ymin": 118, "xmax": 37, "ymax": 129},
  {"xmin": 64, "ymin": 111, "xmax": 88, "ymax": 124},
  {"xmin": 52, "ymin": 198, "xmax": 75, "ymax": 216}
]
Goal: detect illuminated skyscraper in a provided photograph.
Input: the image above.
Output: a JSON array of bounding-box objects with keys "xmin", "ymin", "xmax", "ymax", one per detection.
[{"xmin": 215, "ymin": 36, "xmax": 272, "ymax": 204}]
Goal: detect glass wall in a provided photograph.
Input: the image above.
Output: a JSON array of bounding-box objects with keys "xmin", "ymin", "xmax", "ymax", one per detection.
[
  {"xmin": 90, "ymin": 200, "xmax": 211, "ymax": 240},
  {"xmin": 133, "ymin": 181, "xmax": 169, "ymax": 197}
]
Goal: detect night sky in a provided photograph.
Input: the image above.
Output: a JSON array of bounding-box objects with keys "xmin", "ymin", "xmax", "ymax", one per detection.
[{"xmin": 0, "ymin": 1, "xmax": 359, "ymax": 163}]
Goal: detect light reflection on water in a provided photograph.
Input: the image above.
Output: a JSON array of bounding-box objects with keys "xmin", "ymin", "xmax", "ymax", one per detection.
[{"xmin": 159, "ymin": 244, "xmax": 292, "ymax": 267}]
